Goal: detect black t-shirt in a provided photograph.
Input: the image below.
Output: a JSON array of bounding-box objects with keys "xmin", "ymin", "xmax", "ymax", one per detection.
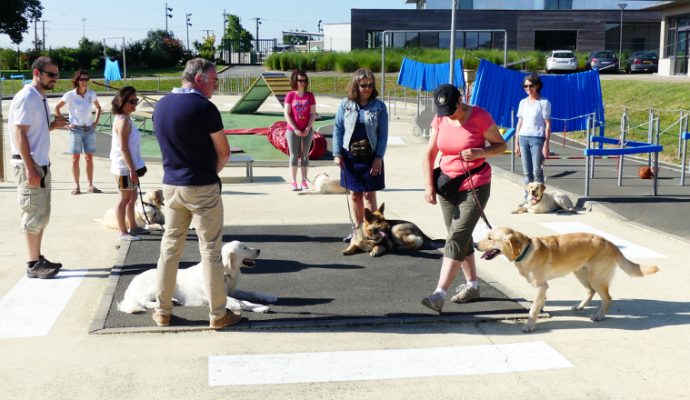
[{"xmin": 153, "ymin": 92, "xmax": 224, "ymax": 185}]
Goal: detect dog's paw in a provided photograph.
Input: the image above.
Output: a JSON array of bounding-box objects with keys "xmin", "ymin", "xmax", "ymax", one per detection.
[
  {"xmin": 521, "ymin": 324, "xmax": 536, "ymax": 333},
  {"xmin": 590, "ymin": 313, "xmax": 606, "ymax": 322},
  {"xmin": 369, "ymin": 249, "xmax": 384, "ymax": 257}
]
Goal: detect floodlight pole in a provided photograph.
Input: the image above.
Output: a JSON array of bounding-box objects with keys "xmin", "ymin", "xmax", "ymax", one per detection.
[
  {"xmin": 449, "ymin": 0, "xmax": 458, "ymax": 84},
  {"xmin": 618, "ymin": 3, "xmax": 627, "ymax": 68}
]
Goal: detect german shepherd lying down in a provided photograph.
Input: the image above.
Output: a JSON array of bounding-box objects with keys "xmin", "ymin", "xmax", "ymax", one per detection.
[{"xmin": 342, "ymin": 203, "xmax": 439, "ymax": 257}]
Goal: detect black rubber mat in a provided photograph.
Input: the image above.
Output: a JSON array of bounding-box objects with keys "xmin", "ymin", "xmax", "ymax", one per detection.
[{"xmin": 91, "ymin": 224, "xmax": 528, "ymax": 333}]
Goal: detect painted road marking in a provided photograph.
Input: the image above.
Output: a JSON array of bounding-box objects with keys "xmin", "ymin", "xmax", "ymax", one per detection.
[
  {"xmin": 0, "ymin": 270, "xmax": 84, "ymax": 339},
  {"xmin": 541, "ymin": 222, "xmax": 666, "ymax": 259},
  {"xmin": 208, "ymin": 342, "xmax": 572, "ymax": 386},
  {"xmin": 388, "ymin": 136, "xmax": 405, "ymax": 145}
]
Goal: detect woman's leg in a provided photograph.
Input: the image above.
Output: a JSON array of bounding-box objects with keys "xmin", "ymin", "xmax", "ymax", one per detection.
[
  {"xmin": 285, "ymin": 130, "xmax": 300, "ymax": 184},
  {"xmin": 363, "ymin": 190, "xmax": 377, "ymax": 216},
  {"xmin": 124, "ymin": 190, "xmax": 139, "ymax": 231},
  {"xmin": 71, "ymin": 154, "xmax": 81, "ymax": 189},
  {"xmin": 85, "ymin": 153, "xmax": 94, "ymax": 188},
  {"xmin": 531, "ymin": 137, "xmax": 546, "ymax": 183},
  {"xmin": 300, "ymin": 129, "xmax": 314, "ymax": 183},
  {"xmin": 350, "ymin": 191, "xmax": 364, "ymax": 228},
  {"xmin": 116, "ymin": 189, "xmax": 134, "ymax": 233},
  {"xmin": 518, "ymin": 135, "xmax": 534, "ymax": 184}
]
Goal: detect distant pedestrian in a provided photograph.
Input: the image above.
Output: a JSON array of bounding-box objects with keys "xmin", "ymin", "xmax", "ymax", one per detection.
[
  {"xmin": 8, "ymin": 56, "xmax": 67, "ymax": 279},
  {"xmin": 109, "ymin": 86, "xmax": 147, "ymax": 241},
  {"xmin": 55, "ymin": 69, "xmax": 103, "ymax": 195},
  {"xmin": 152, "ymin": 57, "xmax": 240, "ymax": 330},
  {"xmin": 515, "ymin": 73, "xmax": 551, "ymax": 186},
  {"xmin": 284, "ymin": 69, "xmax": 317, "ymax": 191}
]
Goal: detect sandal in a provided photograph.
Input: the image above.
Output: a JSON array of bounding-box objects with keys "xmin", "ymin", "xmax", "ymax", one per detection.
[
  {"xmin": 88, "ymin": 186, "xmax": 103, "ymax": 194},
  {"xmin": 71, "ymin": 188, "xmax": 81, "ymax": 195}
]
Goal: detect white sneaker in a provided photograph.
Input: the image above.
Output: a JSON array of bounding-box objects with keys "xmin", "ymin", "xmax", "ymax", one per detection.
[{"xmin": 119, "ymin": 233, "xmax": 142, "ymax": 241}]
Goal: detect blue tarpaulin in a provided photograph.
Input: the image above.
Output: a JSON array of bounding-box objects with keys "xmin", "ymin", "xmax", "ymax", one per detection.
[
  {"xmin": 397, "ymin": 57, "xmax": 465, "ymax": 91},
  {"xmin": 469, "ymin": 59, "xmax": 604, "ymax": 132},
  {"xmin": 104, "ymin": 58, "xmax": 122, "ymax": 82}
]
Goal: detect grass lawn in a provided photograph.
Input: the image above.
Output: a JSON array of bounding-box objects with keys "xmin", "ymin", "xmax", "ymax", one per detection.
[{"xmin": 102, "ymin": 112, "xmax": 335, "ymax": 161}]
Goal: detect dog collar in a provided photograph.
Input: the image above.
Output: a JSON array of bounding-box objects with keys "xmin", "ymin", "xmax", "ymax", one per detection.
[{"xmin": 513, "ymin": 241, "xmax": 532, "ymax": 263}]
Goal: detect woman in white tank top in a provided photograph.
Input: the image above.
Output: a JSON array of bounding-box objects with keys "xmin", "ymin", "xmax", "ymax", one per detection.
[{"xmin": 109, "ymin": 86, "xmax": 146, "ymax": 241}]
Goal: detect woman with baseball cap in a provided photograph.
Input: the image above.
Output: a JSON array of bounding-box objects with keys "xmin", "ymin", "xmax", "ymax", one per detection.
[{"xmin": 421, "ymin": 83, "xmax": 506, "ymax": 313}]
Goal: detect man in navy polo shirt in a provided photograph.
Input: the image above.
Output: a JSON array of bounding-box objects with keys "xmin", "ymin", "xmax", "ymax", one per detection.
[{"xmin": 152, "ymin": 58, "xmax": 238, "ymax": 329}]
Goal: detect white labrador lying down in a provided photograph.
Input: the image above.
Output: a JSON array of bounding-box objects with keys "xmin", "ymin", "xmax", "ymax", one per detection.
[{"xmin": 118, "ymin": 241, "xmax": 277, "ymax": 313}]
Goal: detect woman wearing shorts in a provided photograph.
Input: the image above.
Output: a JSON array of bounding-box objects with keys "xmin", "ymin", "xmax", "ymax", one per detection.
[
  {"xmin": 54, "ymin": 70, "xmax": 102, "ymax": 195},
  {"xmin": 109, "ymin": 86, "xmax": 146, "ymax": 241}
]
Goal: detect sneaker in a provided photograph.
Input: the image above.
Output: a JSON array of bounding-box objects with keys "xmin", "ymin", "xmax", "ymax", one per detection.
[
  {"xmin": 450, "ymin": 284, "xmax": 480, "ymax": 304},
  {"xmin": 26, "ymin": 259, "xmax": 59, "ymax": 279},
  {"xmin": 119, "ymin": 233, "xmax": 142, "ymax": 242},
  {"xmin": 152, "ymin": 312, "xmax": 171, "ymax": 327},
  {"xmin": 290, "ymin": 181, "xmax": 299, "ymax": 191},
  {"xmin": 39, "ymin": 255, "xmax": 62, "ymax": 270},
  {"xmin": 301, "ymin": 180, "xmax": 309, "ymax": 190},
  {"xmin": 421, "ymin": 292, "xmax": 445, "ymax": 313},
  {"xmin": 129, "ymin": 226, "xmax": 149, "ymax": 236},
  {"xmin": 210, "ymin": 309, "xmax": 242, "ymax": 329}
]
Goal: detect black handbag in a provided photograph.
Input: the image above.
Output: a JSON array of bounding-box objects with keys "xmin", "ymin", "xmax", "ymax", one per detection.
[
  {"xmin": 136, "ymin": 166, "xmax": 147, "ymax": 177},
  {"xmin": 349, "ymin": 139, "xmax": 372, "ymax": 159},
  {"xmin": 433, "ymin": 162, "xmax": 487, "ymax": 197}
]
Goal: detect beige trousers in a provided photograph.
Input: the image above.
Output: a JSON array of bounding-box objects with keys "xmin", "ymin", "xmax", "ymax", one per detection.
[{"xmin": 155, "ymin": 183, "xmax": 227, "ymax": 320}]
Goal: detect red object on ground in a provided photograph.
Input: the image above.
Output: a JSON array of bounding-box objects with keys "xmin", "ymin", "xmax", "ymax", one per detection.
[
  {"xmin": 224, "ymin": 127, "xmax": 270, "ymax": 135},
  {"xmin": 266, "ymin": 121, "xmax": 327, "ymax": 160}
]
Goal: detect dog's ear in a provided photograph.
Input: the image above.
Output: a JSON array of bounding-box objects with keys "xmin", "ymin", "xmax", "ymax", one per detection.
[
  {"xmin": 378, "ymin": 203, "xmax": 385, "ymax": 215},
  {"xmin": 505, "ymin": 234, "xmax": 523, "ymax": 261},
  {"xmin": 364, "ymin": 208, "xmax": 375, "ymax": 223}
]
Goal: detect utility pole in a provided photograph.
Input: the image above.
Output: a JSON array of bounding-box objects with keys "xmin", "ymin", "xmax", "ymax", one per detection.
[
  {"xmin": 186, "ymin": 13, "xmax": 192, "ymax": 51},
  {"xmin": 82, "ymin": 18, "xmax": 86, "ymax": 38},
  {"xmin": 618, "ymin": 3, "xmax": 627, "ymax": 69},
  {"xmin": 34, "ymin": 18, "xmax": 39, "ymax": 50},
  {"xmin": 251, "ymin": 17, "xmax": 261, "ymax": 51},
  {"xmin": 201, "ymin": 30, "xmax": 214, "ymax": 38},
  {"xmin": 42, "ymin": 20, "xmax": 47, "ymax": 51},
  {"xmin": 449, "ymin": 0, "xmax": 458, "ymax": 85},
  {"xmin": 165, "ymin": 3, "xmax": 173, "ymax": 33}
]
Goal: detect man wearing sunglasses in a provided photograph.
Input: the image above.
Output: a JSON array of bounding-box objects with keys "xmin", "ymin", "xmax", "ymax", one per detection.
[{"xmin": 7, "ymin": 56, "xmax": 67, "ymax": 279}]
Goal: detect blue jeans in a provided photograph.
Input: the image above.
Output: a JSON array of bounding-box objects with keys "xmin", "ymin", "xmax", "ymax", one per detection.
[
  {"xmin": 518, "ymin": 135, "xmax": 546, "ymax": 184},
  {"xmin": 68, "ymin": 126, "xmax": 97, "ymax": 154}
]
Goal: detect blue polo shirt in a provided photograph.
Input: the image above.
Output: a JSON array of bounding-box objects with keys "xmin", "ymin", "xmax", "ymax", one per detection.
[{"xmin": 153, "ymin": 90, "xmax": 224, "ymax": 186}]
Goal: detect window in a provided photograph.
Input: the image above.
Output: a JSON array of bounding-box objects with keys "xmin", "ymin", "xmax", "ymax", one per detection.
[
  {"xmin": 544, "ymin": 0, "xmax": 573, "ymax": 10},
  {"xmin": 478, "ymin": 32, "xmax": 492, "ymax": 49},
  {"xmin": 458, "ymin": 0, "xmax": 473, "ymax": 10},
  {"xmin": 365, "ymin": 31, "xmax": 382, "ymax": 49}
]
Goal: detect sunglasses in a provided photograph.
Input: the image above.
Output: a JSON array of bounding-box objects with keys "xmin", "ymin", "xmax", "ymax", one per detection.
[
  {"xmin": 78, "ymin": 77, "xmax": 90, "ymax": 82},
  {"xmin": 40, "ymin": 70, "xmax": 59, "ymax": 78},
  {"xmin": 524, "ymin": 84, "xmax": 535, "ymax": 88},
  {"xmin": 359, "ymin": 83, "xmax": 374, "ymax": 89},
  {"xmin": 126, "ymin": 98, "xmax": 140, "ymax": 105}
]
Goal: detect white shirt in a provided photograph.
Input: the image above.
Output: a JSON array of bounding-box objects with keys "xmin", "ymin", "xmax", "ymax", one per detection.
[
  {"xmin": 517, "ymin": 97, "xmax": 551, "ymax": 138},
  {"xmin": 60, "ymin": 88, "xmax": 97, "ymax": 126},
  {"xmin": 8, "ymin": 84, "xmax": 51, "ymax": 166},
  {"xmin": 110, "ymin": 114, "xmax": 145, "ymax": 176}
]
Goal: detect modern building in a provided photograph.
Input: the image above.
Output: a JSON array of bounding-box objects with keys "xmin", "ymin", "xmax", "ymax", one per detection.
[
  {"xmin": 350, "ymin": 1, "xmax": 662, "ymax": 54},
  {"xmin": 647, "ymin": 1, "xmax": 690, "ymax": 76}
]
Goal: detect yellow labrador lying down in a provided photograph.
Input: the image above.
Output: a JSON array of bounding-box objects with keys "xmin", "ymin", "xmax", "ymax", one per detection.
[
  {"xmin": 475, "ymin": 227, "xmax": 659, "ymax": 332},
  {"xmin": 118, "ymin": 241, "xmax": 277, "ymax": 314}
]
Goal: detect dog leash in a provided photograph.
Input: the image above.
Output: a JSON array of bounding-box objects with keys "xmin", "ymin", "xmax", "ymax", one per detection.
[
  {"xmin": 136, "ymin": 181, "xmax": 152, "ymax": 226},
  {"xmin": 461, "ymin": 159, "xmax": 493, "ymax": 230}
]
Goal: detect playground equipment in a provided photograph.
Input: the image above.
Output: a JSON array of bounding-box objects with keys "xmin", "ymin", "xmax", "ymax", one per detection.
[{"xmin": 230, "ymin": 73, "xmax": 291, "ymax": 114}]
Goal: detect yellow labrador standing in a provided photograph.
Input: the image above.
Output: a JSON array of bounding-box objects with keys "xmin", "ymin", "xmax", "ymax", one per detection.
[{"xmin": 475, "ymin": 227, "xmax": 659, "ymax": 332}]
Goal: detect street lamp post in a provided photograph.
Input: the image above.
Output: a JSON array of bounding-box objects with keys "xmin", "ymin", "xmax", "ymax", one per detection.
[
  {"xmin": 186, "ymin": 13, "xmax": 192, "ymax": 51},
  {"xmin": 618, "ymin": 3, "xmax": 627, "ymax": 70},
  {"xmin": 165, "ymin": 3, "xmax": 173, "ymax": 33},
  {"xmin": 82, "ymin": 18, "xmax": 86, "ymax": 38}
]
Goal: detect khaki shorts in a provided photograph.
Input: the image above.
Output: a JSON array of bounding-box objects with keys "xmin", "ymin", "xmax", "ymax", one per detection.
[
  {"xmin": 116, "ymin": 175, "xmax": 137, "ymax": 190},
  {"xmin": 13, "ymin": 163, "xmax": 52, "ymax": 235},
  {"xmin": 438, "ymin": 183, "xmax": 491, "ymax": 260}
]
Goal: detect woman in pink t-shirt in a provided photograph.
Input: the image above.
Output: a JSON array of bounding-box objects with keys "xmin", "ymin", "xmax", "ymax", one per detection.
[
  {"xmin": 284, "ymin": 70, "xmax": 317, "ymax": 191},
  {"xmin": 421, "ymin": 84, "xmax": 506, "ymax": 314}
]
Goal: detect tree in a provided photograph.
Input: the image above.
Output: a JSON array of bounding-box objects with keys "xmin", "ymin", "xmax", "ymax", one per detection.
[
  {"xmin": 193, "ymin": 34, "xmax": 216, "ymax": 61},
  {"xmin": 1, "ymin": 0, "xmax": 43, "ymax": 44},
  {"xmin": 127, "ymin": 29, "xmax": 185, "ymax": 68},
  {"xmin": 222, "ymin": 15, "xmax": 253, "ymax": 52}
]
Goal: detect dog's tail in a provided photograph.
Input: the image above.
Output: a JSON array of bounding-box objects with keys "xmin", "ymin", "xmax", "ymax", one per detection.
[
  {"xmin": 617, "ymin": 252, "xmax": 660, "ymax": 277},
  {"xmin": 117, "ymin": 296, "xmax": 147, "ymax": 314}
]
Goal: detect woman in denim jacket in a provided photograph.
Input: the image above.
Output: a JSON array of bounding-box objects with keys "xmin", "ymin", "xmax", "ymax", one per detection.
[{"xmin": 333, "ymin": 68, "xmax": 388, "ymax": 241}]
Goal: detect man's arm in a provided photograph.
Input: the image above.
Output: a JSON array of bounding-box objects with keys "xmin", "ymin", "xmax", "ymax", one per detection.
[
  {"xmin": 211, "ymin": 129, "xmax": 231, "ymax": 173},
  {"xmin": 14, "ymin": 124, "xmax": 40, "ymax": 187}
]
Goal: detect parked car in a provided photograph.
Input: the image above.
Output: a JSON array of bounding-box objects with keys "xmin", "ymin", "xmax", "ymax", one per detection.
[
  {"xmin": 545, "ymin": 50, "xmax": 578, "ymax": 73},
  {"xmin": 585, "ymin": 50, "xmax": 619, "ymax": 73},
  {"xmin": 269, "ymin": 44, "xmax": 297, "ymax": 54},
  {"xmin": 624, "ymin": 51, "xmax": 658, "ymax": 74}
]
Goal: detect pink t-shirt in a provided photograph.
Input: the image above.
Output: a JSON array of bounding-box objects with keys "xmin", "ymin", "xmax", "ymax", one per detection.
[
  {"xmin": 285, "ymin": 91, "xmax": 316, "ymax": 131},
  {"xmin": 431, "ymin": 106, "xmax": 494, "ymax": 191}
]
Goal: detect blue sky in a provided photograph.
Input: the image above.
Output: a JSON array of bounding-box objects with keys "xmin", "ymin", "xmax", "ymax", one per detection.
[{"xmin": 1, "ymin": 0, "xmax": 414, "ymax": 49}]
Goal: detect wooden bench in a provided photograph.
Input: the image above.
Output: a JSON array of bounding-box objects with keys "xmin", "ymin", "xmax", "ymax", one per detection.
[{"xmin": 226, "ymin": 154, "xmax": 254, "ymax": 182}]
